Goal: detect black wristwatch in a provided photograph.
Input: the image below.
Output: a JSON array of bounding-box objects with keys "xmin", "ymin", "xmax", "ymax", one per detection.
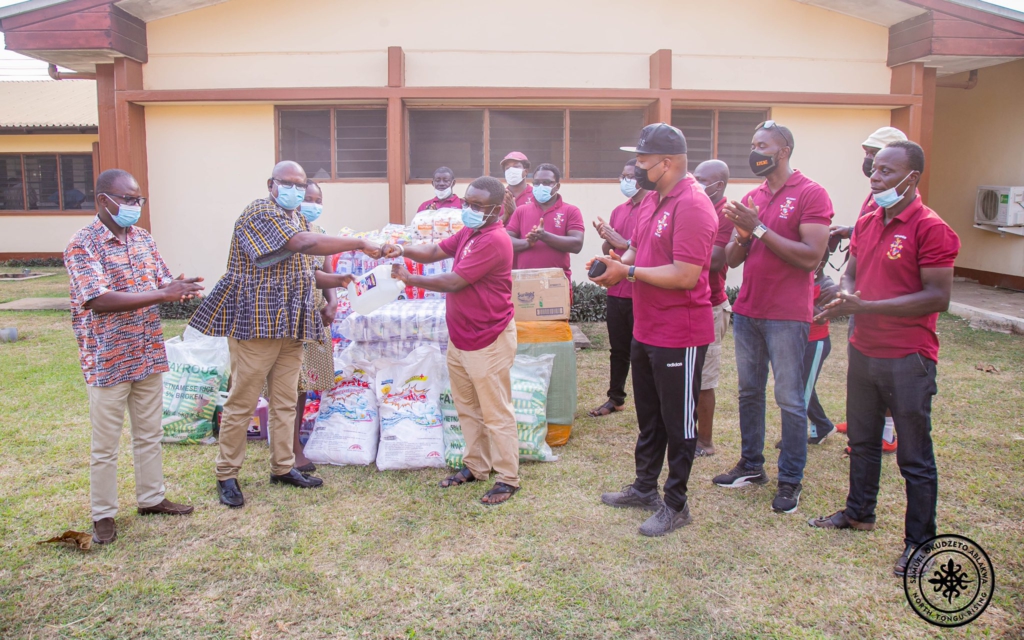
[{"xmin": 627, "ymin": 266, "xmax": 637, "ymax": 282}]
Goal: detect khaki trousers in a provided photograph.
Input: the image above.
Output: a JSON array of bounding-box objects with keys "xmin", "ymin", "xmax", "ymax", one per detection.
[
  {"xmin": 87, "ymin": 373, "xmax": 166, "ymax": 520},
  {"xmin": 216, "ymin": 338, "xmax": 303, "ymax": 479},
  {"xmin": 446, "ymin": 320, "xmax": 520, "ymax": 487}
]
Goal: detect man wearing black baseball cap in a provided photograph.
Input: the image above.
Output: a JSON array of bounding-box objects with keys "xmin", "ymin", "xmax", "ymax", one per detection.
[{"xmin": 588, "ymin": 123, "xmax": 718, "ymax": 537}]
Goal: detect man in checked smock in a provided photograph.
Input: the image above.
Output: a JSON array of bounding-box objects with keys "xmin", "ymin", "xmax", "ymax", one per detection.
[{"xmin": 190, "ymin": 161, "xmax": 380, "ymax": 508}]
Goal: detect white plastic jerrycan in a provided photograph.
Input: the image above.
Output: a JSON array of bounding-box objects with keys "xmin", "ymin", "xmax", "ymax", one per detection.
[{"xmin": 347, "ymin": 263, "xmax": 405, "ymax": 315}]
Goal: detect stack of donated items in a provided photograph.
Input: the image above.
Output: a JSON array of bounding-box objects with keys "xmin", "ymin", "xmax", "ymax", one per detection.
[
  {"xmin": 510, "ymin": 268, "xmax": 578, "ymax": 446},
  {"xmin": 301, "ymin": 216, "xmax": 562, "ymax": 471}
]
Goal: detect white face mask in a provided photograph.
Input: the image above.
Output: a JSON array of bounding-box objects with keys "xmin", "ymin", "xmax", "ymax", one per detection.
[
  {"xmin": 434, "ymin": 186, "xmax": 453, "ymax": 200},
  {"xmin": 504, "ymin": 167, "xmax": 524, "ymax": 186}
]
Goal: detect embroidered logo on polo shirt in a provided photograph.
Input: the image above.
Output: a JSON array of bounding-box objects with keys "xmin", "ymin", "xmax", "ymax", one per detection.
[
  {"xmin": 654, "ymin": 211, "xmax": 671, "ymax": 237},
  {"xmin": 779, "ymin": 197, "xmax": 797, "ymax": 219},
  {"xmin": 462, "ymin": 239, "xmax": 476, "ymax": 259},
  {"xmin": 887, "ymin": 235, "xmax": 905, "ymax": 260},
  {"xmin": 553, "ymin": 212, "xmax": 565, "ymax": 229}
]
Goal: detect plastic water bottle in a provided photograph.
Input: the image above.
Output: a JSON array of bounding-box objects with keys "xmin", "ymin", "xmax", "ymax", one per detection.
[{"xmin": 347, "ymin": 264, "xmax": 405, "ymax": 316}]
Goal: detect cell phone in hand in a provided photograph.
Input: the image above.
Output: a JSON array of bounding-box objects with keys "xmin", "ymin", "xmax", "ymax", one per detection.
[{"xmin": 588, "ymin": 260, "xmax": 607, "ymax": 278}]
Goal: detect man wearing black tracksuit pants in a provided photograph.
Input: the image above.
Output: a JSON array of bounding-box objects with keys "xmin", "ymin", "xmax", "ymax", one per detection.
[{"xmin": 589, "ymin": 124, "xmax": 718, "ymax": 537}]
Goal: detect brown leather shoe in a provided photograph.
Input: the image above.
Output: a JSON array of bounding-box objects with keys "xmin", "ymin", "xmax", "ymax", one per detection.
[
  {"xmin": 92, "ymin": 517, "xmax": 117, "ymax": 544},
  {"xmin": 137, "ymin": 499, "xmax": 195, "ymax": 516},
  {"xmin": 807, "ymin": 509, "xmax": 875, "ymax": 531}
]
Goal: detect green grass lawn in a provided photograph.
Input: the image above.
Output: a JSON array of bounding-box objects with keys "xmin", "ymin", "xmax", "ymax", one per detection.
[{"xmin": 0, "ymin": 272, "xmax": 1022, "ymax": 638}]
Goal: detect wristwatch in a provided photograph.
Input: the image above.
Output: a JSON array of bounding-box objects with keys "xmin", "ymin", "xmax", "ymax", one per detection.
[
  {"xmin": 752, "ymin": 224, "xmax": 769, "ymax": 240},
  {"xmin": 627, "ymin": 266, "xmax": 637, "ymax": 282}
]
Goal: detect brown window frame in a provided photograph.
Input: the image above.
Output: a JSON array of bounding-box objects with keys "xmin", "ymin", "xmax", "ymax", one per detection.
[
  {"xmin": 406, "ymin": 106, "xmax": 646, "ymax": 184},
  {"xmin": 0, "ymin": 152, "xmax": 97, "ymax": 216},
  {"xmin": 671, "ymin": 106, "xmax": 772, "ymax": 184},
  {"xmin": 275, "ymin": 105, "xmax": 389, "ymax": 183}
]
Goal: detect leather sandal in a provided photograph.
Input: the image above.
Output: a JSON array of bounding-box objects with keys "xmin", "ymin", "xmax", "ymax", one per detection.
[
  {"xmin": 440, "ymin": 467, "xmax": 477, "ymax": 488},
  {"xmin": 481, "ymin": 482, "xmax": 519, "ymax": 505}
]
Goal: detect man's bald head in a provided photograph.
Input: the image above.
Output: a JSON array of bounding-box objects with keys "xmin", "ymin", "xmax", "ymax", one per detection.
[
  {"xmin": 272, "ymin": 160, "xmax": 306, "ymax": 182},
  {"xmin": 693, "ymin": 159, "xmax": 730, "ymax": 203}
]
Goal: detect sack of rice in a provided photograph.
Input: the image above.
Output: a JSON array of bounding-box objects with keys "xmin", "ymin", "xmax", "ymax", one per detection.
[{"xmin": 375, "ymin": 345, "xmax": 446, "ymax": 471}]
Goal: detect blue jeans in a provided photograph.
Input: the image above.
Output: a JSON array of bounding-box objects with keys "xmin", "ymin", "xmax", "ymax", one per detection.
[
  {"xmin": 803, "ymin": 337, "xmax": 834, "ymax": 437},
  {"xmin": 733, "ymin": 313, "xmax": 810, "ymax": 484}
]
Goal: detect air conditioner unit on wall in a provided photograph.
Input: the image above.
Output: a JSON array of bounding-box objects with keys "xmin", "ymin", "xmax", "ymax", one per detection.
[{"xmin": 975, "ymin": 186, "xmax": 1024, "ymax": 227}]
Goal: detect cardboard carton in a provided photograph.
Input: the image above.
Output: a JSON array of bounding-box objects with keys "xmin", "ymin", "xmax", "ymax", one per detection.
[{"xmin": 512, "ymin": 268, "xmax": 570, "ymax": 323}]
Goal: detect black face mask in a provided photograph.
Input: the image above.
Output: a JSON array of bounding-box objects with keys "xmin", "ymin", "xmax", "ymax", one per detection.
[
  {"xmin": 634, "ymin": 160, "xmax": 665, "ymax": 191},
  {"xmin": 749, "ymin": 150, "xmax": 776, "ymax": 177},
  {"xmin": 862, "ymin": 156, "xmax": 874, "ymax": 178}
]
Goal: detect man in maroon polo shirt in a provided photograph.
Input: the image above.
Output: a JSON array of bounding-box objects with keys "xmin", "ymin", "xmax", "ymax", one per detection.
[
  {"xmin": 417, "ymin": 166, "xmax": 462, "ymax": 212},
  {"xmin": 501, "ymin": 151, "xmax": 534, "ymax": 214},
  {"xmin": 590, "ymin": 123, "xmax": 717, "ymax": 537},
  {"xmin": 589, "ymin": 158, "xmax": 647, "ymax": 418},
  {"xmin": 711, "ymin": 121, "xmax": 832, "ymax": 516},
  {"xmin": 829, "ymin": 126, "xmax": 908, "ymax": 453},
  {"xmin": 692, "ymin": 159, "xmax": 732, "ymax": 457},
  {"xmin": 808, "ymin": 141, "xmax": 960, "ymax": 578},
  {"xmin": 387, "ymin": 176, "xmax": 520, "ymax": 506},
  {"xmin": 506, "ymin": 163, "xmax": 585, "ymax": 282}
]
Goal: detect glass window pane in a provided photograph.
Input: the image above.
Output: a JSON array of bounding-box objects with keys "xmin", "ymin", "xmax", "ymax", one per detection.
[
  {"xmin": 0, "ymin": 156, "xmax": 25, "ymax": 210},
  {"xmin": 487, "ymin": 110, "xmax": 564, "ymax": 179},
  {"xmin": 279, "ymin": 109, "xmax": 332, "ymax": 180},
  {"xmin": 24, "ymin": 155, "xmax": 59, "ymax": 210},
  {"xmin": 717, "ymin": 110, "xmax": 769, "ymax": 179},
  {"xmin": 336, "ymin": 109, "xmax": 387, "ymax": 179},
  {"xmin": 568, "ymin": 110, "xmax": 644, "ymax": 179},
  {"xmin": 408, "ymin": 110, "xmax": 484, "ymax": 179},
  {"xmin": 60, "ymin": 154, "xmax": 94, "ymax": 210},
  {"xmin": 672, "ymin": 109, "xmax": 714, "ymax": 173}
]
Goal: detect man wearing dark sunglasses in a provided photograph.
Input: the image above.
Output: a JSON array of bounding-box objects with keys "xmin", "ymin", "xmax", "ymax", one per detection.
[
  {"xmin": 712, "ymin": 121, "xmax": 833, "ymax": 516},
  {"xmin": 190, "ymin": 161, "xmax": 382, "ymax": 508},
  {"xmin": 65, "ymin": 169, "xmax": 205, "ymax": 544}
]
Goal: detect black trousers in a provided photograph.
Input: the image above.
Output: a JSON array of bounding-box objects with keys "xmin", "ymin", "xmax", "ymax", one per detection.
[
  {"xmin": 844, "ymin": 345, "xmax": 938, "ymax": 546},
  {"xmin": 631, "ymin": 339, "xmax": 707, "ymax": 512},
  {"xmin": 605, "ymin": 295, "xmax": 635, "ymax": 405}
]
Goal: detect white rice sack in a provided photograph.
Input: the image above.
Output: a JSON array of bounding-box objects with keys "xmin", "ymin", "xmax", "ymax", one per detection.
[
  {"xmin": 440, "ymin": 387, "xmax": 465, "ymax": 468},
  {"xmin": 375, "ymin": 345, "xmax": 446, "ymax": 471},
  {"xmin": 303, "ymin": 359, "xmax": 379, "ymax": 466}
]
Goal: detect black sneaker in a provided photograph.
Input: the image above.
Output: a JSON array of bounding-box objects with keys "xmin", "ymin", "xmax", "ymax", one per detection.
[
  {"xmin": 601, "ymin": 484, "xmax": 663, "ymax": 511},
  {"xmin": 638, "ymin": 502, "xmax": 692, "ymax": 537},
  {"xmin": 771, "ymin": 482, "xmax": 802, "ymax": 513},
  {"xmin": 808, "ymin": 424, "xmax": 836, "ymax": 445},
  {"xmin": 712, "ymin": 462, "xmax": 769, "ymax": 488}
]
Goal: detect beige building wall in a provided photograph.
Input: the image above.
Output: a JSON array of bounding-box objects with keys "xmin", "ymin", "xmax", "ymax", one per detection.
[
  {"xmin": 931, "ymin": 61, "xmax": 1024, "ymax": 278},
  {"xmin": 0, "ymin": 133, "xmax": 99, "ymax": 255},
  {"xmin": 144, "ymin": 104, "xmax": 390, "ymax": 282},
  {"xmin": 143, "ymin": 0, "xmax": 890, "ymax": 94}
]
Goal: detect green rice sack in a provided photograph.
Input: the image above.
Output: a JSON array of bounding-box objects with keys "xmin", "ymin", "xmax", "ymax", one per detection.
[{"xmin": 441, "ymin": 354, "xmax": 558, "ymax": 467}]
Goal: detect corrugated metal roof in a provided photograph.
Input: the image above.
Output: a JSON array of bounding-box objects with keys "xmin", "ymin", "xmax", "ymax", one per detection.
[{"xmin": 0, "ymin": 79, "xmax": 97, "ymax": 128}]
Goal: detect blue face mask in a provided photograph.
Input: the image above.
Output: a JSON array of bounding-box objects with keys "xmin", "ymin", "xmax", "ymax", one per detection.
[
  {"xmin": 533, "ymin": 184, "xmax": 554, "ymax": 204},
  {"xmin": 461, "ymin": 205, "xmax": 495, "ymax": 229},
  {"xmin": 274, "ymin": 184, "xmax": 306, "ymax": 210},
  {"xmin": 620, "ymin": 178, "xmax": 639, "ymax": 198},
  {"xmin": 871, "ymin": 172, "xmax": 913, "ymax": 209},
  {"xmin": 104, "ymin": 196, "xmax": 141, "ymax": 227},
  {"xmin": 299, "ymin": 202, "xmax": 322, "ymax": 222}
]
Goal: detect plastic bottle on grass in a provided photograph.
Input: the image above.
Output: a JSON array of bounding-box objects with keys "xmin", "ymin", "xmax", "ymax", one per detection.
[{"xmin": 347, "ymin": 264, "xmax": 405, "ymax": 316}]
